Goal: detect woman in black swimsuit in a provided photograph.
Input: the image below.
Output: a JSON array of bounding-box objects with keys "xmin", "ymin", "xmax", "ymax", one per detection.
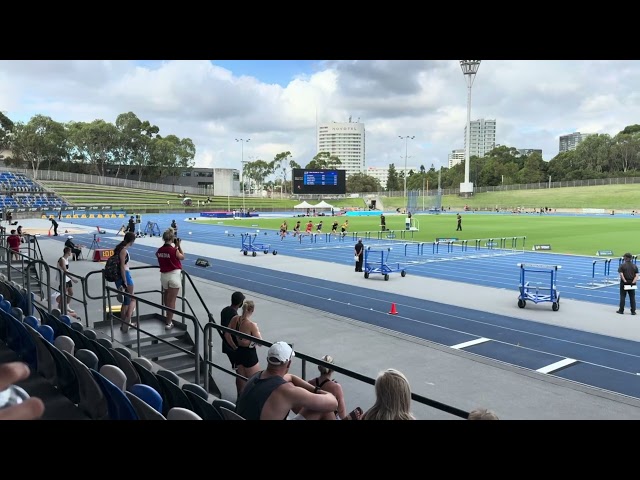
[{"xmin": 225, "ymin": 300, "xmax": 262, "ymax": 395}]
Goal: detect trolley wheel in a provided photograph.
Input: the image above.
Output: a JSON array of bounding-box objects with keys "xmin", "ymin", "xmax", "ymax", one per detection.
[
  {"xmin": 272, "ymin": 250, "xmax": 278, "ymax": 255},
  {"xmin": 384, "ymin": 274, "xmax": 389, "ymax": 281},
  {"xmin": 252, "ymin": 251, "xmax": 257, "ymax": 257},
  {"xmin": 243, "ymin": 251, "xmax": 247, "ymax": 256},
  {"xmin": 552, "ymin": 302, "xmax": 560, "ymax": 311},
  {"xmin": 517, "ymin": 299, "xmax": 526, "ymax": 308},
  {"xmin": 364, "ymin": 272, "xmax": 369, "ymax": 279},
  {"xmin": 264, "ymin": 250, "xmax": 268, "ymax": 254},
  {"xmin": 401, "ymin": 270, "xmax": 406, "ymax": 277}
]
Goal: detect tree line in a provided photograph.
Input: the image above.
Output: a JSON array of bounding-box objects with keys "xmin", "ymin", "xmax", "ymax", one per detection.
[
  {"xmin": 0, "ymin": 111, "xmax": 195, "ymax": 181},
  {"xmin": 2, "ymin": 110, "xmax": 638, "ymax": 194}
]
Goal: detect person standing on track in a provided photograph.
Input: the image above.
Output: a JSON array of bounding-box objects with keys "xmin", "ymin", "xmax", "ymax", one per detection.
[
  {"xmin": 456, "ymin": 213, "xmax": 462, "ymax": 231},
  {"xmin": 354, "ymin": 238, "xmax": 364, "ymax": 272},
  {"xmin": 617, "ymin": 252, "xmax": 638, "ymax": 315}
]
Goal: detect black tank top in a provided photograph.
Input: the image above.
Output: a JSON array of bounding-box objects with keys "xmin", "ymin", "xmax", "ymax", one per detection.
[{"xmin": 236, "ymin": 372, "xmax": 287, "ymax": 420}]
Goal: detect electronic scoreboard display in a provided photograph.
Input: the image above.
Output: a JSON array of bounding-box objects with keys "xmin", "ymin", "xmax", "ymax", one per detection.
[{"xmin": 292, "ymin": 169, "xmax": 346, "ymax": 194}]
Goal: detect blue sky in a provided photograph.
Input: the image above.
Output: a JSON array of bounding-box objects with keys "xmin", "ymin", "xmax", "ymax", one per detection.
[{"xmin": 1, "ymin": 60, "xmax": 639, "ymax": 173}]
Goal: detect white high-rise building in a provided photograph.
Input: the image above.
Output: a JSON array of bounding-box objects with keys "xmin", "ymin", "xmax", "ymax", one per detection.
[
  {"xmin": 464, "ymin": 118, "xmax": 496, "ymax": 158},
  {"xmin": 366, "ymin": 165, "xmax": 417, "ymax": 190},
  {"xmin": 317, "ymin": 120, "xmax": 365, "ymax": 177},
  {"xmin": 448, "ymin": 149, "xmax": 465, "ymax": 168},
  {"xmin": 559, "ymin": 132, "xmax": 594, "ymax": 153}
]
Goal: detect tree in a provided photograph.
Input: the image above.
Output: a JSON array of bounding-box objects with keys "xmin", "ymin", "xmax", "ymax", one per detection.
[
  {"xmin": 10, "ymin": 115, "xmax": 67, "ymax": 179},
  {"xmin": 269, "ymin": 151, "xmax": 291, "ymax": 194},
  {"xmin": 346, "ymin": 173, "xmax": 382, "ymax": 193},
  {"xmin": 243, "ymin": 159, "xmax": 272, "ymax": 193},
  {"xmin": 305, "ymin": 152, "xmax": 341, "ymax": 169},
  {"xmin": 0, "ymin": 111, "xmax": 15, "ymax": 154},
  {"xmin": 67, "ymin": 119, "xmax": 120, "ymax": 177},
  {"xmin": 386, "ymin": 163, "xmax": 401, "ymax": 192}
]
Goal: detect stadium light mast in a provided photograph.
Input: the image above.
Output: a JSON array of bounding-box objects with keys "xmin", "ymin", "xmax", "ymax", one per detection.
[
  {"xmin": 398, "ymin": 135, "xmax": 415, "ymax": 211},
  {"xmin": 236, "ymin": 138, "xmax": 250, "ymax": 212},
  {"xmin": 459, "ymin": 60, "xmax": 481, "ymax": 198}
]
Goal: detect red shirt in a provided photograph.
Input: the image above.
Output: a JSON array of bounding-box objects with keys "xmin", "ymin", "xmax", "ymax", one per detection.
[
  {"xmin": 7, "ymin": 234, "xmax": 21, "ymax": 252},
  {"xmin": 156, "ymin": 244, "xmax": 182, "ymax": 273}
]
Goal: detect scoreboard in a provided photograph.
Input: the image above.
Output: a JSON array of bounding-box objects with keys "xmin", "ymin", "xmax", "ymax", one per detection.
[{"xmin": 292, "ymin": 169, "xmax": 346, "ymax": 194}]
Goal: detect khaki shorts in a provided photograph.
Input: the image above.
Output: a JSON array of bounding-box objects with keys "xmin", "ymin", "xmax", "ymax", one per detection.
[{"xmin": 161, "ymin": 270, "xmax": 182, "ymax": 289}]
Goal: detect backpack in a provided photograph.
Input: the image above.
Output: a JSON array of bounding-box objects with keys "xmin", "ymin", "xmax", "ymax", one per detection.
[{"xmin": 104, "ymin": 247, "xmax": 122, "ymax": 282}]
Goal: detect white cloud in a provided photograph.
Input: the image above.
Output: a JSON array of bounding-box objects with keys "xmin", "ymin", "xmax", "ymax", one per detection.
[{"xmin": 1, "ymin": 59, "xmax": 639, "ymax": 173}]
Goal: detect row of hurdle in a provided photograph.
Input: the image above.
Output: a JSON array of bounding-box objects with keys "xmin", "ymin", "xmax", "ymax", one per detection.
[
  {"xmin": 576, "ymin": 255, "xmax": 638, "ymax": 289},
  {"xmin": 404, "ymin": 236, "xmax": 527, "ymax": 256},
  {"xmin": 296, "ymin": 230, "xmax": 417, "ymax": 244}
]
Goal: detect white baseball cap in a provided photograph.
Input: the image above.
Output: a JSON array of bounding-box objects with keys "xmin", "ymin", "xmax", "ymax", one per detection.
[{"xmin": 267, "ymin": 341, "xmax": 295, "ymax": 365}]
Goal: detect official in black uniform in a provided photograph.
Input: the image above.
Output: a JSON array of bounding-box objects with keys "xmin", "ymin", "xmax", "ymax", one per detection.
[
  {"xmin": 354, "ymin": 238, "xmax": 364, "ymax": 272},
  {"xmin": 617, "ymin": 252, "xmax": 639, "ymax": 315}
]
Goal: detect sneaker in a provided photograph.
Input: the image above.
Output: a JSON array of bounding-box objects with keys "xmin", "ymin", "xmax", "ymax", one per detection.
[
  {"xmin": 632, "ymin": 312, "xmax": 637, "ymax": 316},
  {"xmin": 165, "ymin": 322, "xmax": 174, "ymax": 330},
  {"xmin": 616, "ymin": 310, "xmax": 624, "ymax": 314}
]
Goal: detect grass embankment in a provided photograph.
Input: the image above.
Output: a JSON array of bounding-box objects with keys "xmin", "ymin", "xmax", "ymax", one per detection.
[
  {"xmin": 40, "ymin": 181, "xmax": 640, "ymax": 214},
  {"xmin": 202, "ymin": 213, "xmax": 640, "ymax": 257}
]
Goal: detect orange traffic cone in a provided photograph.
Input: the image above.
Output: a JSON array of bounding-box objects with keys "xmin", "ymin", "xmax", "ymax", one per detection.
[
  {"xmin": 389, "ymin": 303, "xmax": 398, "ymax": 315},
  {"xmin": 48, "ymin": 229, "xmax": 52, "ymax": 237}
]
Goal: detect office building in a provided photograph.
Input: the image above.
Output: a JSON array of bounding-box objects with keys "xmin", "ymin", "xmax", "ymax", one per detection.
[
  {"xmin": 464, "ymin": 119, "xmax": 496, "ymax": 158},
  {"xmin": 559, "ymin": 132, "xmax": 594, "ymax": 153},
  {"xmin": 317, "ymin": 119, "xmax": 365, "ymax": 177},
  {"xmin": 366, "ymin": 165, "xmax": 417, "ymax": 190},
  {"xmin": 448, "ymin": 149, "xmax": 465, "ymax": 168}
]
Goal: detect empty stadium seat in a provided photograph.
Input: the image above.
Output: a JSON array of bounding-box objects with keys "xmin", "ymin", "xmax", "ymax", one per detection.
[
  {"xmin": 62, "ymin": 350, "xmax": 108, "ymax": 420},
  {"xmin": 129, "ymin": 384, "xmax": 163, "ymax": 414},
  {"xmin": 167, "ymin": 407, "xmax": 202, "ymax": 420},
  {"xmin": 90, "ymin": 369, "xmax": 138, "ymax": 420},
  {"xmin": 219, "ymin": 406, "xmax": 245, "ymax": 421},
  {"xmin": 183, "ymin": 390, "xmax": 223, "ymax": 421},
  {"xmin": 109, "ymin": 348, "xmax": 141, "ymax": 390},
  {"xmin": 75, "ymin": 349, "xmax": 99, "ymax": 370},
  {"xmin": 54, "ymin": 335, "xmax": 75, "ymax": 355},
  {"xmin": 156, "ymin": 374, "xmax": 193, "ymax": 416},
  {"xmin": 99, "ymin": 365, "xmax": 127, "ymax": 391},
  {"xmin": 126, "ymin": 391, "xmax": 166, "ymax": 420}
]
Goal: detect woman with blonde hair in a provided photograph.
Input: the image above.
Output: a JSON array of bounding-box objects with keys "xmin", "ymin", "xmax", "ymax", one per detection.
[
  {"xmin": 224, "ymin": 300, "xmax": 262, "ymax": 396},
  {"xmin": 361, "ymin": 368, "xmax": 416, "ymax": 420}
]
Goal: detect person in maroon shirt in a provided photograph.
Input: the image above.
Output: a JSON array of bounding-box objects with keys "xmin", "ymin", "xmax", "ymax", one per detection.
[
  {"xmin": 155, "ymin": 228, "xmax": 185, "ymax": 329},
  {"xmin": 6, "ymin": 229, "xmax": 21, "ymax": 261}
]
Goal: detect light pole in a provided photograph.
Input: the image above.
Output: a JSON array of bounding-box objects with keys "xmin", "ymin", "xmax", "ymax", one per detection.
[
  {"xmin": 398, "ymin": 135, "xmax": 414, "ymax": 211},
  {"xmin": 459, "ymin": 60, "xmax": 481, "ymax": 197},
  {"xmin": 236, "ymin": 138, "xmax": 250, "ymax": 212}
]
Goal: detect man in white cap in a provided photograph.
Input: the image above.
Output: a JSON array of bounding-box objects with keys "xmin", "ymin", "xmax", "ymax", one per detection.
[
  {"xmin": 64, "ymin": 235, "xmax": 83, "ymax": 261},
  {"xmin": 235, "ymin": 341, "xmax": 338, "ymax": 420}
]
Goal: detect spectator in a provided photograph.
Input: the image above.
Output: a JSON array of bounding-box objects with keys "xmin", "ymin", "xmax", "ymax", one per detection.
[
  {"xmin": 219, "ymin": 291, "xmax": 245, "ymax": 393},
  {"xmin": 235, "ymin": 341, "xmax": 338, "ymax": 420},
  {"xmin": 467, "ymin": 407, "xmax": 499, "ymax": 420},
  {"xmin": 64, "ymin": 236, "xmax": 83, "ymax": 261},
  {"xmin": 57, "ymin": 247, "xmax": 79, "ymax": 313},
  {"xmin": 304, "ymin": 355, "xmax": 362, "ymax": 420},
  {"xmin": 6, "ymin": 211, "xmax": 12, "ymax": 225},
  {"xmin": 170, "ymin": 219, "xmax": 178, "ymax": 238},
  {"xmin": 114, "ymin": 232, "xmax": 137, "ymax": 332},
  {"xmin": 50, "ymin": 290, "xmax": 81, "ymax": 321},
  {"xmin": 0, "ymin": 362, "xmax": 45, "ymax": 420},
  {"xmin": 155, "ymin": 228, "xmax": 185, "ymax": 329},
  {"xmin": 361, "ymin": 368, "xmax": 416, "ymax": 420},
  {"xmin": 6, "ymin": 229, "xmax": 21, "ymax": 261},
  {"xmin": 127, "ymin": 216, "xmax": 136, "ymax": 234},
  {"xmin": 224, "ymin": 300, "xmax": 262, "ymax": 396}
]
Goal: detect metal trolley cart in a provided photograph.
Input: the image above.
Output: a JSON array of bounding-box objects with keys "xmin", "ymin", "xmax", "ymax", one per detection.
[
  {"xmin": 241, "ymin": 233, "xmax": 278, "ymax": 257},
  {"xmin": 517, "ymin": 263, "xmax": 561, "ymax": 311},
  {"xmin": 363, "ymin": 246, "xmax": 407, "ymax": 281}
]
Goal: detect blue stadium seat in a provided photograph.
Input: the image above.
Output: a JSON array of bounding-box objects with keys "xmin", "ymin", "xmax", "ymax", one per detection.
[
  {"xmin": 129, "ymin": 384, "xmax": 163, "ymax": 413},
  {"xmin": 91, "ymin": 370, "xmax": 139, "ymax": 420}
]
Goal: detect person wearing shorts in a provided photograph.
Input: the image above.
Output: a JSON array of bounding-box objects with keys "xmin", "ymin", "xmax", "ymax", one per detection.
[
  {"xmin": 114, "ymin": 232, "xmax": 137, "ymax": 332},
  {"xmin": 156, "ymin": 228, "xmax": 185, "ymax": 329}
]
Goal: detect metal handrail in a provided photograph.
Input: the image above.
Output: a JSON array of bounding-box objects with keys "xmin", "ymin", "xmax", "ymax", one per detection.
[{"xmin": 201, "ymin": 322, "xmax": 469, "ymax": 419}]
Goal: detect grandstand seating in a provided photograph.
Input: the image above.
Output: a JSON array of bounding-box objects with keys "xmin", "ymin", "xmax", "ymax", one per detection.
[
  {"xmin": 0, "ymin": 274, "xmax": 238, "ymax": 420},
  {"xmin": 0, "ymin": 171, "xmax": 69, "ymax": 209}
]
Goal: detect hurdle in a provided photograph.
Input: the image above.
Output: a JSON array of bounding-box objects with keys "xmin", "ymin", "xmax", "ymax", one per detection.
[
  {"xmin": 298, "ymin": 233, "xmax": 318, "ymax": 244},
  {"xmin": 618, "ymin": 255, "xmax": 638, "ymax": 266},
  {"xmin": 576, "ymin": 258, "xmax": 617, "ymax": 289}
]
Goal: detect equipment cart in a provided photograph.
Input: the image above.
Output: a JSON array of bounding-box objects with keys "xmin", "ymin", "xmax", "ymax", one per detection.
[
  {"xmin": 517, "ymin": 263, "xmax": 561, "ymax": 311},
  {"xmin": 241, "ymin": 233, "xmax": 278, "ymax": 257},
  {"xmin": 363, "ymin": 247, "xmax": 407, "ymax": 281}
]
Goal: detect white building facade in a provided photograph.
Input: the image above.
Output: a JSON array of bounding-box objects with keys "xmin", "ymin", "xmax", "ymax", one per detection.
[
  {"xmin": 448, "ymin": 149, "xmax": 465, "ymax": 168},
  {"xmin": 366, "ymin": 165, "xmax": 418, "ymax": 190},
  {"xmin": 464, "ymin": 118, "xmax": 496, "ymax": 158},
  {"xmin": 317, "ymin": 121, "xmax": 365, "ymax": 177},
  {"xmin": 559, "ymin": 132, "xmax": 594, "ymax": 153}
]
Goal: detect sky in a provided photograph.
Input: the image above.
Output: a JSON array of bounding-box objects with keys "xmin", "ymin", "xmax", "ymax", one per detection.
[{"xmin": 1, "ymin": 60, "xmax": 638, "ymax": 173}]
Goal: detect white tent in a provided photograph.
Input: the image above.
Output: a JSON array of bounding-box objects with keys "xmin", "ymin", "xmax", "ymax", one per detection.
[
  {"xmin": 294, "ymin": 201, "xmax": 314, "ymax": 209},
  {"xmin": 313, "ymin": 200, "xmax": 334, "ymax": 209}
]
